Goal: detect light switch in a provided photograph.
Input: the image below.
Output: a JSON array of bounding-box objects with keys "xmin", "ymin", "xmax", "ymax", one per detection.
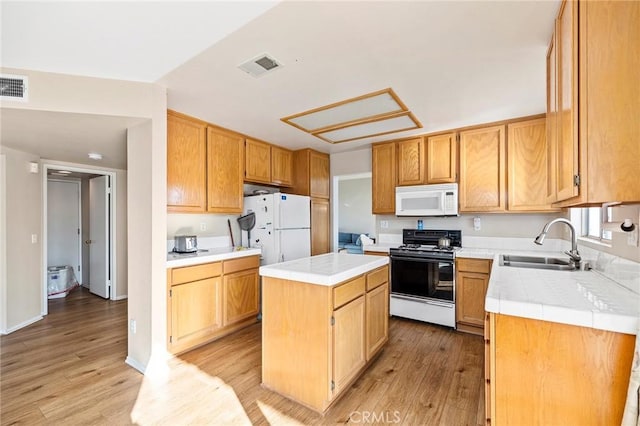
[{"xmin": 31, "ymin": 234, "xmax": 38, "ymax": 244}]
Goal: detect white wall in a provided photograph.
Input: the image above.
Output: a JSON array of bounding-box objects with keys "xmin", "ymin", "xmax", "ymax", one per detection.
[
  {"xmin": 167, "ymin": 213, "xmax": 242, "ymax": 242},
  {"xmin": 0, "ymin": 147, "xmax": 43, "ymax": 332},
  {"xmin": 0, "ymin": 68, "xmax": 165, "ymax": 373},
  {"xmin": 331, "ymin": 148, "xmax": 371, "ymax": 176}
]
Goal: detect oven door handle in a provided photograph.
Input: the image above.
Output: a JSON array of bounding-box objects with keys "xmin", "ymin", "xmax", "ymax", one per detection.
[{"xmin": 391, "ymin": 256, "xmax": 452, "ymax": 263}]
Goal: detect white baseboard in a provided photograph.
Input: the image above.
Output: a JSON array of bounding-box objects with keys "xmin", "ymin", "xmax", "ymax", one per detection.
[
  {"xmin": 113, "ymin": 294, "xmax": 128, "ymax": 301},
  {"xmin": 3, "ymin": 315, "xmax": 43, "ymax": 334},
  {"xmin": 125, "ymin": 356, "xmax": 147, "ymax": 374}
]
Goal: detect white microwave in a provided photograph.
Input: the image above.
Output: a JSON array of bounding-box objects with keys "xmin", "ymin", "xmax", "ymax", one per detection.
[{"xmin": 395, "ymin": 183, "xmax": 459, "ymax": 217}]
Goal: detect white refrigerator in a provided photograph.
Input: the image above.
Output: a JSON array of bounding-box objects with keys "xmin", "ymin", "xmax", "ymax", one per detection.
[{"xmin": 242, "ymin": 193, "xmax": 311, "ymax": 265}]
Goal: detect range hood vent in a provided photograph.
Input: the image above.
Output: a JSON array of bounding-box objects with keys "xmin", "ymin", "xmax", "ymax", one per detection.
[
  {"xmin": 0, "ymin": 74, "xmax": 28, "ymax": 101},
  {"xmin": 238, "ymin": 53, "xmax": 283, "ymax": 78}
]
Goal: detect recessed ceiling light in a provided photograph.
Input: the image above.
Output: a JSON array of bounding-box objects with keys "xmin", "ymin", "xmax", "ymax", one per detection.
[
  {"xmin": 88, "ymin": 153, "xmax": 103, "ymax": 160},
  {"xmin": 281, "ymin": 88, "xmax": 422, "ymax": 144}
]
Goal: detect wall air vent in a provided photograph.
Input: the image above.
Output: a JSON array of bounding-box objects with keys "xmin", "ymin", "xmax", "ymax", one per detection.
[
  {"xmin": 0, "ymin": 74, "xmax": 28, "ymax": 101},
  {"xmin": 238, "ymin": 53, "xmax": 283, "ymax": 78}
]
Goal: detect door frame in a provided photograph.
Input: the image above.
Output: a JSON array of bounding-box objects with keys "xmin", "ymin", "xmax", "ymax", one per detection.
[
  {"xmin": 47, "ymin": 178, "xmax": 82, "ymax": 286},
  {"xmin": 41, "ymin": 163, "xmax": 117, "ymax": 315},
  {"xmin": 0, "ymin": 154, "xmax": 6, "ymax": 333}
]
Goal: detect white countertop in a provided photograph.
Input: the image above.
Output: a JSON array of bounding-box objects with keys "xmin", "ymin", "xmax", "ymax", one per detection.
[
  {"xmin": 259, "ymin": 253, "xmax": 389, "ymax": 286},
  {"xmin": 457, "ymin": 248, "xmax": 640, "ymax": 335},
  {"xmin": 166, "ymin": 247, "xmax": 261, "ymax": 268}
]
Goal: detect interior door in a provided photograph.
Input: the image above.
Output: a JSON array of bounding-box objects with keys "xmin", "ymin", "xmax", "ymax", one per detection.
[
  {"xmin": 47, "ymin": 180, "xmax": 81, "ymax": 283},
  {"xmin": 89, "ymin": 176, "xmax": 110, "ymax": 299}
]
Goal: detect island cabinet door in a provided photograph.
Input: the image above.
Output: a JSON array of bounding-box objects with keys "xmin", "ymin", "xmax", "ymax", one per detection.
[
  {"xmin": 366, "ymin": 282, "xmax": 389, "ymax": 361},
  {"xmin": 332, "ymin": 295, "xmax": 366, "ymax": 395}
]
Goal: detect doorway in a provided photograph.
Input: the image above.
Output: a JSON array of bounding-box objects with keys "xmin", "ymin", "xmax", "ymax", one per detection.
[
  {"xmin": 331, "ymin": 172, "xmax": 376, "ymax": 252},
  {"xmin": 42, "ymin": 164, "xmax": 117, "ymax": 315}
]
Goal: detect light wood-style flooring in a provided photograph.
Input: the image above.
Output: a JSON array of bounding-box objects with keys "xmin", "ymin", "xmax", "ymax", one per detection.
[{"xmin": 1, "ymin": 286, "xmax": 485, "ymax": 425}]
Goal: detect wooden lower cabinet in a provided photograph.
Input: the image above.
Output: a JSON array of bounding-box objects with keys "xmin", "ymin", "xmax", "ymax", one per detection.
[
  {"xmin": 262, "ymin": 265, "xmax": 389, "ymax": 413},
  {"xmin": 223, "ymin": 268, "xmax": 259, "ymax": 327},
  {"xmin": 456, "ymin": 258, "xmax": 492, "ymax": 335},
  {"xmin": 167, "ymin": 255, "xmax": 260, "ymax": 354},
  {"xmin": 333, "ymin": 295, "xmax": 366, "ymax": 394},
  {"xmin": 486, "ymin": 313, "xmax": 635, "ymax": 425}
]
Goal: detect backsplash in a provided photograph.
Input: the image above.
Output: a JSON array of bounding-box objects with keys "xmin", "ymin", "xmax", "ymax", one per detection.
[{"xmin": 167, "ymin": 213, "xmax": 242, "ymax": 242}]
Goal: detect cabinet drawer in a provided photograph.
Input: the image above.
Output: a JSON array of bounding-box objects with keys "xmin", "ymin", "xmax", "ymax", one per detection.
[
  {"xmin": 457, "ymin": 258, "xmax": 491, "ymax": 274},
  {"xmin": 223, "ymin": 256, "xmax": 260, "ymax": 274},
  {"xmin": 366, "ymin": 266, "xmax": 388, "ymax": 291},
  {"xmin": 333, "ymin": 276, "xmax": 366, "ymax": 309},
  {"xmin": 171, "ymin": 262, "xmax": 222, "ymax": 285}
]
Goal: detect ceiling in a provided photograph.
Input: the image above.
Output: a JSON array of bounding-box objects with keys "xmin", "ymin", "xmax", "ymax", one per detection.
[{"xmin": 1, "ymin": 0, "xmax": 560, "ymax": 167}]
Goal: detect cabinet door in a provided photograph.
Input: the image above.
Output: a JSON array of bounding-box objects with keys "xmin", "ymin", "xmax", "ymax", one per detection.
[
  {"xmin": 271, "ymin": 146, "xmax": 293, "ymax": 186},
  {"xmin": 425, "ymin": 132, "xmax": 457, "ymax": 184},
  {"xmin": 207, "ymin": 127, "xmax": 244, "ymax": 213},
  {"xmin": 456, "ymin": 271, "xmax": 489, "ymax": 330},
  {"xmin": 310, "ymin": 151, "xmax": 330, "ymax": 199},
  {"xmin": 223, "ymin": 268, "xmax": 259, "ymax": 327},
  {"xmin": 366, "ymin": 282, "xmax": 388, "ymax": 361},
  {"xmin": 507, "ymin": 118, "xmax": 558, "ymax": 211},
  {"xmin": 333, "ymin": 295, "xmax": 366, "ymax": 395},
  {"xmin": 170, "ymin": 277, "xmax": 221, "ymax": 351},
  {"xmin": 397, "ymin": 138, "xmax": 424, "ymax": 186},
  {"xmin": 556, "ymin": 0, "xmax": 579, "ymax": 202},
  {"xmin": 372, "ymin": 142, "xmax": 397, "ymax": 214},
  {"xmin": 167, "ymin": 113, "xmax": 207, "ymax": 212},
  {"xmin": 459, "ymin": 125, "xmax": 506, "ymax": 212},
  {"xmin": 245, "ymin": 138, "xmax": 271, "ymax": 184},
  {"xmin": 546, "ymin": 31, "xmax": 558, "ymax": 204},
  {"xmin": 311, "ymin": 197, "xmax": 330, "ymax": 256}
]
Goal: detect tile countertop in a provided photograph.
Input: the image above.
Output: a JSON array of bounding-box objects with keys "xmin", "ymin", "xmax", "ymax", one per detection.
[
  {"xmin": 457, "ymin": 248, "xmax": 640, "ymax": 335},
  {"xmin": 167, "ymin": 247, "xmax": 261, "ymax": 268},
  {"xmin": 259, "ymin": 253, "xmax": 389, "ymax": 286}
]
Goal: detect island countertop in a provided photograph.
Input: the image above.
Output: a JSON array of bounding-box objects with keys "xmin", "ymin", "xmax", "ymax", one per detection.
[{"xmin": 259, "ymin": 253, "xmax": 389, "ymax": 286}]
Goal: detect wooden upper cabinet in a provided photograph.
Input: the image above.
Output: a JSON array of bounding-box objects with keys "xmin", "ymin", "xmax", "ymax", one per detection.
[
  {"xmin": 507, "ymin": 118, "xmax": 559, "ymax": 212},
  {"xmin": 555, "ymin": 0, "xmax": 579, "ymax": 202},
  {"xmin": 310, "ymin": 151, "xmax": 330, "ymax": 198},
  {"xmin": 289, "ymin": 149, "xmax": 330, "ymax": 199},
  {"xmin": 167, "ymin": 112, "xmax": 207, "ymax": 212},
  {"xmin": 425, "ymin": 132, "xmax": 457, "ymax": 184},
  {"xmin": 207, "ymin": 127, "xmax": 244, "ymax": 213},
  {"xmin": 245, "ymin": 138, "xmax": 271, "ymax": 184},
  {"xmin": 397, "ymin": 138, "xmax": 424, "ymax": 186},
  {"xmin": 578, "ymin": 0, "xmax": 640, "ymax": 204},
  {"xmin": 372, "ymin": 142, "xmax": 397, "ymax": 214},
  {"xmin": 547, "ymin": 0, "xmax": 640, "ymax": 206},
  {"xmin": 271, "ymin": 146, "xmax": 293, "ymax": 187},
  {"xmin": 546, "ymin": 30, "xmax": 558, "ymax": 204},
  {"xmin": 459, "ymin": 125, "xmax": 506, "ymax": 212}
]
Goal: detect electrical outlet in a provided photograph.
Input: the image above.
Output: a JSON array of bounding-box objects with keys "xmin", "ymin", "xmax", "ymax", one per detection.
[
  {"xmin": 381, "ymin": 220, "xmax": 389, "ymax": 229},
  {"xmin": 130, "ymin": 319, "xmax": 137, "ymax": 334},
  {"xmin": 200, "ymin": 223, "xmax": 207, "ymax": 231},
  {"xmin": 628, "ymin": 229, "xmax": 639, "ymax": 247},
  {"xmin": 473, "ymin": 217, "xmax": 481, "ymax": 231}
]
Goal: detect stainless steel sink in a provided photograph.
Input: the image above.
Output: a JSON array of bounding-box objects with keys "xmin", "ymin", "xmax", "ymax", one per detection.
[{"xmin": 499, "ymin": 254, "xmax": 577, "ymax": 271}]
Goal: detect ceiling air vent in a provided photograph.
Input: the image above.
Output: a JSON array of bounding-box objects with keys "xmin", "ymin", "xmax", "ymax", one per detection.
[
  {"xmin": 0, "ymin": 74, "xmax": 28, "ymax": 101},
  {"xmin": 238, "ymin": 53, "xmax": 283, "ymax": 78}
]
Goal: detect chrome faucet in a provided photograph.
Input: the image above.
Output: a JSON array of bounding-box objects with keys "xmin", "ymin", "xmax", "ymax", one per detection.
[{"xmin": 534, "ymin": 218, "xmax": 581, "ymax": 266}]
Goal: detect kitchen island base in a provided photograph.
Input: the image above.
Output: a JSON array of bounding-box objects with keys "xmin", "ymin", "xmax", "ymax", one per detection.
[{"xmin": 261, "ymin": 262, "xmax": 389, "ymax": 413}]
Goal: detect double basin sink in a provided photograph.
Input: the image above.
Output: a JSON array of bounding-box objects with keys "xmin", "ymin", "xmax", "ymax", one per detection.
[{"xmin": 499, "ymin": 254, "xmax": 577, "ymax": 271}]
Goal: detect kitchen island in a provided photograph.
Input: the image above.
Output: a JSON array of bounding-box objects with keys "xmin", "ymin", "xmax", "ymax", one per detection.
[{"xmin": 260, "ymin": 253, "xmax": 390, "ymax": 413}]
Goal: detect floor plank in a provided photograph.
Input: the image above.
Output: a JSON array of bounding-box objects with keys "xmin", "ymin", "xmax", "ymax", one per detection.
[{"xmin": 1, "ymin": 286, "xmax": 485, "ymax": 425}]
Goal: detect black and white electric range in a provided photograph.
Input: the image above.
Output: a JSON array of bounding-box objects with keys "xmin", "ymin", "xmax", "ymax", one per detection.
[{"xmin": 389, "ymin": 229, "xmax": 462, "ymax": 328}]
